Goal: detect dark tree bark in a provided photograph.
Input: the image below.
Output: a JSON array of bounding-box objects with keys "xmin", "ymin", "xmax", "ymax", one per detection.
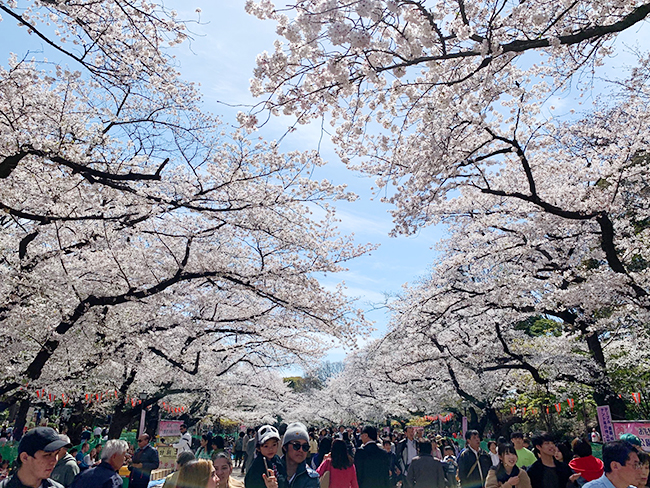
[
  {"xmin": 108, "ymin": 407, "xmax": 138, "ymax": 440},
  {"xmin": 12, "ymin": 397, "xmax": 31, "ymax": 442}
]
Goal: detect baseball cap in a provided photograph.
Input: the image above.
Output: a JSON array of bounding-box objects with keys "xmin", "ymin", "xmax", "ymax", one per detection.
[
  {"xmin": 620, "ymin": 433, "xmax": 642, "ymax": 446},
  {"xmin": 257, "ymin": 425, "xmax": 281, "ymax": 445},
  {"xmin": 19, "ymin": 427, "xmax": 69, "ymax": 456},
  {"xmin": 59, "ymin": 434, "xmax": 73, "ymax": 448},
  {"xmin": 282, "ymin": 422, "xmax": 309, "ymax": 446}
]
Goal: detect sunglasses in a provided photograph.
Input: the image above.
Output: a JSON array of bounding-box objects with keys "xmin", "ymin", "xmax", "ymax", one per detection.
[{"xmin": 290, "ymin": 442, "xmax": 310, "ymax": 452}]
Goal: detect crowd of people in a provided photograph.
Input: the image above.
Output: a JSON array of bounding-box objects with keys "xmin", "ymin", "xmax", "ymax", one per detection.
[
  {"xmin": 1, "ymin": 422, "xmax": 650, "ymax": 488},
  {"xmin": 220, "ymin": 424, "xmax": 649, "ymax": 488}
]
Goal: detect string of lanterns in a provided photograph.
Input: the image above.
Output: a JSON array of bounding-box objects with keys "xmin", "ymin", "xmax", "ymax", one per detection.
[
  {"xmin": 510, "ymin": 393, "xmax": 644, "ymax": 416},
  {"xmin": 27, "ymin": 385, "xmax": 188, "ymax": 415},
  {"xmin": 422, "ymin": 414, "xmax": 454, "ymax": 423}
]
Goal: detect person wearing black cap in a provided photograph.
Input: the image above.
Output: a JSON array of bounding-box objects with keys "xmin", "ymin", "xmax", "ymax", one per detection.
[
  {"xmin": 0, "ymin": 427, "xmax": 69, "ymax": 488},
  {"xmin": 50, "ymin": 435, "xmax": 78, "ymax": 487}
]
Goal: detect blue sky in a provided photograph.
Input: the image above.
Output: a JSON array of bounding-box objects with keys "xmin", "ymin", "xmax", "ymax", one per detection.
[{"xmin": 162, "ymin": 1, "xmax": 447, "ymax": 364}]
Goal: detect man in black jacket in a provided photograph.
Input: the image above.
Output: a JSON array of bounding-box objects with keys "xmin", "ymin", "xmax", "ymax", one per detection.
[
  {"xmin": 527, "ymin": 432, "xmax": 575, "ymax": 488},
  {"xmin": 354, "ymin": 425, "xmax": 390, "ymax": 488},
  {"xmin": 457, "ymin": 430, "xmax": 491, "ymax": 488},
  {"xmin": 71, "ymin": 439, "xmax": 128, "ymax": 488},
  {"xmin": 0, "ymin": 427, "xmax": 68, "ymax": 488},
  {"xmin": 128, "ymin": 434, "xmax": 159, "ymax": 488}
]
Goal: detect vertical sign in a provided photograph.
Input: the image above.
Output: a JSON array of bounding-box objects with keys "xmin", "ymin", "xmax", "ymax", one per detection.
[
  {"xmin": 462, "ymin": 417, "xmax": 468, "ymax": 439},
  {"xmin": 139, "ymin": 409, "xmax": 146, "ymax": 437},
  {"xmin": 597, "ymin": 405, "xmax": 616, "ymax": 442}
]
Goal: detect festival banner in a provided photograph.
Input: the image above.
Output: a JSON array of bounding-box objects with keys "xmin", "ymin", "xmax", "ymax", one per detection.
[
  {"xmin": 597, "ymin": 406, "xmax": 616, "ymax": 443},
  {"xmin": 613, "ymin": 421, "xmax": 650, "ymax": 452},
  {"xmin": 158, "ymin": 420, "xmax": 184, "ymax": 437}
]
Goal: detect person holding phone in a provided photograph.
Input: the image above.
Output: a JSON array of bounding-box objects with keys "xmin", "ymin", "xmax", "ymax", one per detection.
[{"xmin": 245, "ymin": 425, "xmax": 286, "ymax": 488}]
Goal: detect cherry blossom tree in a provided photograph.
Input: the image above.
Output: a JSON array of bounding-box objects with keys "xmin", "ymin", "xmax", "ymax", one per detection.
[
  {"xmin": 0, "ymin": 0, "xmax": 373, "ymax": 433},
  {"xmin": 248, "ymin": 0, "xmax": 650, "ymax": 420}
]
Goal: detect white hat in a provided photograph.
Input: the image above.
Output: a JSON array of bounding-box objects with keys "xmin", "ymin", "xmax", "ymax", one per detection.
[{"xmin": 257, "ymin": 425, "xmax": 281, "ymax": 445}]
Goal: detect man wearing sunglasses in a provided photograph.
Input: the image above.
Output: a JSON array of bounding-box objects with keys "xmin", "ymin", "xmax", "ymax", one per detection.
[
  {"xmin": 281, "ymin": 423, "xmax": 319, "ymax": 488},
  {"xmin": 128, "ymin": 434, "xmax": 159, "ymax": 488}
]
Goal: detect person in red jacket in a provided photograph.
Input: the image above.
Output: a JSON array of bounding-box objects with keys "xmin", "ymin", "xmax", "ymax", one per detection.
[{"xmin": 568, "ymin": 438, "xmax": 604, "ymax": 483}]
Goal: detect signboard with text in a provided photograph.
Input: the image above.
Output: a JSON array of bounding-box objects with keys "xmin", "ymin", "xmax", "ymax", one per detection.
[
  {"xmin": 613, "ymin": 421, "xmax": 650, "ymax": 452},
  {"xmin": 158, "ymin": 420, "xmax": 184, "ymax": 438},
  {"xmin": 597, "ymin": 406, "xmax": 616, "ymax": 442},
  {"xmin": 157, "ymin": 445, "xmax": 177, "ymax": 470}
]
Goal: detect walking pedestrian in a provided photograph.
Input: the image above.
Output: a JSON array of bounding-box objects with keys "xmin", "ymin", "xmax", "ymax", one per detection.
[
  {"xmin": 485, "ymin": 442, "xmax": 531, "ymax": 488},
  {"xmin": 354, "ymin": 426, "xmax": 389, "ymax": 488},
  {"xmin": 316, "ymin": 438, "xmax": 358, "ymax": 488},
  {"xmin": 282, "ymin": 422, "xmax": 319, "ymax": 488},
  {"xmin": 526, "ymin": 433, "xmax": 574, "ymax": 488},
  {"xmin": 0, "ymin": 427, "xmax": 69, "ymax": 488},
  {"xmin": 457, "ymin": 430, "xmax": 491, "ymax": 488}
]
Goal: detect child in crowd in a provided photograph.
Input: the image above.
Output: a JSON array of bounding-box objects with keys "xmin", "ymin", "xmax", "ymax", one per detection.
[
  {"xmin": 244, "ymin": 425, "xmax": 286, "ymax": 488},
  {"xmin": 442, "ymin": 445, "xmax": 458, "ymax": 488}
]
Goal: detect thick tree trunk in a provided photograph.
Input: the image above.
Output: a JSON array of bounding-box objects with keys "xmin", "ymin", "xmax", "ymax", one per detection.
[
  {"xmin": 593, "ymin": 390, "xmax": 627, "ymax": 420},
  {"xmin": 496, "ymin": 416, "xmax": 521, "ymax": 440},
  {"xmin": 7, "ymin": 400, "xmax": 19, "ymax": 424},
  {"xmin": 13, "ymin": 398, "xmax": 31, "ymax": 441},
  {"xmin": 146, "ymin": 405, "xmax": 160, "ymax": 437},
  {"xmin": 580, "ymin": 324, "xmax": 627, "ymax": 419},
  {"xmin": 64, "ymin": 404, "xmax": 97, "ymax": 444},
  {"xmin": 109, "ymin": 405, "xmax": 138, "ymax": 439},
  {"xmin": 485, "ymin": 408, "xmax": 503, "ymax": 437}
]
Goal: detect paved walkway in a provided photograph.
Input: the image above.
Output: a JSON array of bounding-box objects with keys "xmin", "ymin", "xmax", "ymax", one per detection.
[{"xmin": 231, "ymin": 468, "xmax": 246, "ymax": 482}]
